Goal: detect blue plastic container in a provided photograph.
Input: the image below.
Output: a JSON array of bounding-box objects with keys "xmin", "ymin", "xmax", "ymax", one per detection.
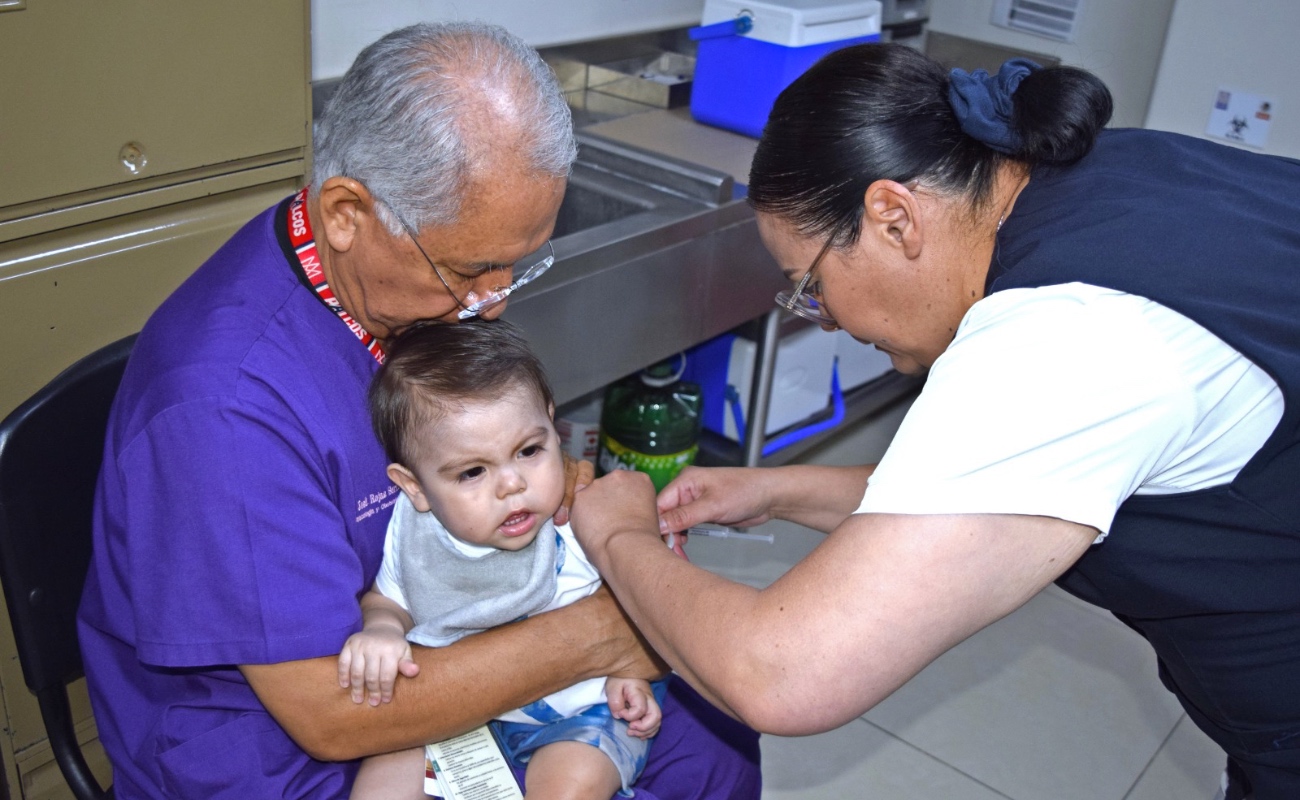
[
  {"xmin": 681, "ymin": 333, "xmax": 735, "ymax": 437},
  {"xmin": 691, "ymin": 33, "xmax": 880, "ymax": 139},
  {"xmin": 683, "ymin": 331, "xmax": 845, "ymax": 458},
  {"xmin": 689, "ymin": 0, "xmax": 882, "ymax": 139}
]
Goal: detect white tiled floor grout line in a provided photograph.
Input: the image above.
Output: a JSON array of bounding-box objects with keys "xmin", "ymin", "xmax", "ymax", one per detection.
[
  {"xmin": 857, "ymin": 717, "xmax": 1019, "ymax": 800},
  {"xmin": 1121, "ymin": 714, "xmax": 1186, "ymax": 800}
]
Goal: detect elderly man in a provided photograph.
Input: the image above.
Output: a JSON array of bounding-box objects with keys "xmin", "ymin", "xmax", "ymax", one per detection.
[{"xmin": 77, "ymin": 23, "xmax": 759, "ymax": 799}]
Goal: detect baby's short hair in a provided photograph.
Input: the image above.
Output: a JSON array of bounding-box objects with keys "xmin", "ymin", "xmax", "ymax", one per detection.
[{"xmin": 370, "ymin": 318, "xmax": 555, "ymax": 467}]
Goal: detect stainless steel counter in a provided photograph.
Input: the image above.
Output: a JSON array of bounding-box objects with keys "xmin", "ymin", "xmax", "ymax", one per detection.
[{"xmin": 507, "ymin": 129, "xmax": 786, "ymax": 409}]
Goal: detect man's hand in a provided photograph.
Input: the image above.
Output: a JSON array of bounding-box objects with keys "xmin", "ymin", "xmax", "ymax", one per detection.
[
  {"xmin": 585, "ymin": 583, "xmax": 670, "ymax": 682},
  {"xmin": 555, "ymin": 454, "xmax": 595, "ymax": 526},
  {"xmin": 338, "ymin": 624, "xmax": 420, "ymax": 706}
]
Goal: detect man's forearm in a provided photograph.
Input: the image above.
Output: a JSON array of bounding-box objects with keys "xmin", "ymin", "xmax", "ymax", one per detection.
[{"xmin": 242, "ymin": 587, "xmax": 660, "ymax": 761}]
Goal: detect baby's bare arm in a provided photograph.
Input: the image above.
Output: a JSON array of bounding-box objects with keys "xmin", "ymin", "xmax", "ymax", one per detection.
[{"xmin": 338, "ymin": 591, "xmax": 419, "ymax": 706}]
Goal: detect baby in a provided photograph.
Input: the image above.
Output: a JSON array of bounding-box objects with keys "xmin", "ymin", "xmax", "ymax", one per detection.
[{"xmin": 341, "ymin": 318, "xmax": 664, "ymax": 800}]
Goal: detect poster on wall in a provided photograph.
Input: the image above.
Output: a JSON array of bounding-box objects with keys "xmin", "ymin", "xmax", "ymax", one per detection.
[{"xmin": 1206, "ymin": 88, "xmax": 1275, "ymax": 149}]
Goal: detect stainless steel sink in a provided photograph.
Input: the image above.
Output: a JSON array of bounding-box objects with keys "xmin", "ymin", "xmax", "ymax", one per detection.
[
  {"xmin": 506, "ymin": 132, "xmax": 787, "ymax": 406},
  {"xmin": 552, "ymin": 132, "xmax": 734, "ymax": 244},
  {"xmin": 551, "ymin": 182, "xmax": 649, "ymax": 239}
]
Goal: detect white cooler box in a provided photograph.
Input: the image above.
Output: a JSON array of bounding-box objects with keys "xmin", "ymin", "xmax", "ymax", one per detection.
[
  {"xmin": 685, "ymin": 326, "xmax": 837, "ymax": 443},
  {"xmin": 832, "ymin": 329, "xmax": 895, "ymax": 390},
  {"xmin": 684, "ymin": 327, "xmax": 897, "ymax": 455}
]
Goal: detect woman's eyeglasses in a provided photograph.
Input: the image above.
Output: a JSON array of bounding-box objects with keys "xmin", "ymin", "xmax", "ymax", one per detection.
[{"xmin": 774, "ymin": 223, "xmax": 846, "ymax": 328}]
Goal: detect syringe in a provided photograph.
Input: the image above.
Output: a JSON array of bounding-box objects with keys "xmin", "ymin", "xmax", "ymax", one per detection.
[{"xmin": 684, "ymin": 523, "xmax": 774, "ymax": 543}]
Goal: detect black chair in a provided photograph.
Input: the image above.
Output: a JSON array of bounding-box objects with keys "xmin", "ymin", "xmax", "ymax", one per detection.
[{"xmin": 0, "ymin": 335, "xmax": 135, "ymax": 800}]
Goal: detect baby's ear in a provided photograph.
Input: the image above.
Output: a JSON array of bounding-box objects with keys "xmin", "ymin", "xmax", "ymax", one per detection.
[
  {"xmin": 387, "ymin": 463, "xmax": 432, "ymax": 513},
  {"xmin": 548, "ymin": 401, "xmax": 556, "ymax": 421}
]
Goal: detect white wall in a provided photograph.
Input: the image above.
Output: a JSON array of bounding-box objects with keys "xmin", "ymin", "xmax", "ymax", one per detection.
[
  {"xmin": 927, "ymin": 0, "xmax": 1175, "ymax": 128},
  {"xmin": 311, "ymin": 0, "xmax": 706, "ymax": 80},
  {"xmin": 1144, "ymin": 0, "xmax": 1300, "ymax": 158}
]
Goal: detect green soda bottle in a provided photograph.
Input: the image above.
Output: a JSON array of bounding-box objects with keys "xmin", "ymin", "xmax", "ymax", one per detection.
[{"xmin": 596, "ymin": 354, "xmax": 703, "ymax": 492}]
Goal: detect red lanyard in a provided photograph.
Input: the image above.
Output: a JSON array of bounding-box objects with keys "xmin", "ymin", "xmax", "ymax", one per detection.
[{"xmin": 287, "ymin": 187, "xmax": 386, "ymax": 365}]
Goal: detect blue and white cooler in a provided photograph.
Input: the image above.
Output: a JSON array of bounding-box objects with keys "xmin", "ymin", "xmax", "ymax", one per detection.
[
  {"xmin": 683, "ymin": 327, "xmax": 897, "ymax": 458},
  {"xmin": 689, "ymin": 0, "xmax": 883, "ymax": 138}
]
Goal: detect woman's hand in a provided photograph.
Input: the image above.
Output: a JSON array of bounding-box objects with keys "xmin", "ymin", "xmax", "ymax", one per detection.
[
  {"xmin": 569, "ymin": 469, "xmax": 662, "ymax": 558},
  {"xmin": 655, "ymin": 466, "xmax": 776, "ymax": 535},
  {"xmin": 554, "ymin": 453, "xmax": 595, "ymax": 526}
]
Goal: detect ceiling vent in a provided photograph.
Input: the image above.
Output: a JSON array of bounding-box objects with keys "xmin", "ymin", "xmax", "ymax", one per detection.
[{"xmin": 991, "ymin": 0, "xmax": 1084, "ymax": 43}]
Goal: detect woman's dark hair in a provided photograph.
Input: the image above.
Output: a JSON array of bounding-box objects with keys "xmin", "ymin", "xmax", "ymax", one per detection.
[
  {"xmin": 370, "ymin": 318, "xmax": 555, "ymax": 466},
  {"xmin": 748, "ymin": 43, "xmax": 1113, "ymax": 244}
]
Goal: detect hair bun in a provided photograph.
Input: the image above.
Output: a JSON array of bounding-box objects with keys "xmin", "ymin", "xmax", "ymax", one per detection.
[{"xmin": 1013, "ymin": 66, "xmax": 1114, "ymax": 165}]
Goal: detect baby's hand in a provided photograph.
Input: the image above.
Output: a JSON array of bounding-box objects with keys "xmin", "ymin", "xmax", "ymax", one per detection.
[
  {"xmin": 606, "ymin": 677, "xmax": 662, "ymax": 739},
  {"xmin": 337, "ymin": 624, "xmax": 419, "ymax": 706}
]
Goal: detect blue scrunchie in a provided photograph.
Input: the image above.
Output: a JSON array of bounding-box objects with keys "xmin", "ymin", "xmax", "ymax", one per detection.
[{"xmin": 947, "ymin": 58, "xmax": 1040, "ymax": 155}]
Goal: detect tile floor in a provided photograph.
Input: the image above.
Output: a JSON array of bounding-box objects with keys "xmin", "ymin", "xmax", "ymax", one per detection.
[{"xmin": 686, "ymin": 397, "xmax": 1228, "ymax": 800}]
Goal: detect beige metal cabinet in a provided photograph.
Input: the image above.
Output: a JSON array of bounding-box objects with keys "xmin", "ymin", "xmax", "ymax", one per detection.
[
  {"xmin": 1, "ymin": 0, "xmax": 308, "ymax": 220},
  {"xmin": 0, "ymin": 2, "xmax": 311, "ymax": 796}
]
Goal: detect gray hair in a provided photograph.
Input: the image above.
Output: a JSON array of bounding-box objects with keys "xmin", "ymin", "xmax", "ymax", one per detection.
[{"xmin": 313, "ymin": 22, "xmax": 577, "ymax": 234}]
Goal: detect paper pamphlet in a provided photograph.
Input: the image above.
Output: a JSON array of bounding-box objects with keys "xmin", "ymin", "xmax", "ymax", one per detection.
[{"xmin": 423, "ymin": 725, "xmax": 523, "ymax": 800}]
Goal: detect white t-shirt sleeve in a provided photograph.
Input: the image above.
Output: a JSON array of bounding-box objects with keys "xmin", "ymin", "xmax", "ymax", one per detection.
[
  {"xmin": 541, "ymin": 523, "xmax": 603, "ymax": 613},
  {"xmin": 858, "ymin": 285, "xmax": 1207, "ymax": 535},
  {"xmin": 372, "ymin": 504, "xmax": 410, "ymax": 611}
]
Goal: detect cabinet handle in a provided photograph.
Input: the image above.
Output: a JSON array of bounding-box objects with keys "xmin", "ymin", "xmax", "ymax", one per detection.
[
  {"xmin": 0, "ymin": 0, "xmax": 27, "ymax": 13},
  {"xmin": 119, "ymin": 142, "xmax": 148, "ymax": 175}
]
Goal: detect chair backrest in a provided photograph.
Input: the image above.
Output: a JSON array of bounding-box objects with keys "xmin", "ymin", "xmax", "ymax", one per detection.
[{"xmin": 0, "ymin": 334, "xmax": 135, "ymax": 800}]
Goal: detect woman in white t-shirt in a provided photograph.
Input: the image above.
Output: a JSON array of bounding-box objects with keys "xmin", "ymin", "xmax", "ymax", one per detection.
[{"xmin": 568, "ymin": 43, "xmax": 1299, "ymax": 800}]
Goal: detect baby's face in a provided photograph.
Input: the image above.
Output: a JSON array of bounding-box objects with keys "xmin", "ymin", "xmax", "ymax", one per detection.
[{"xmin": 401, "ymin": 383, "xmax": 564, "ymax": 551}]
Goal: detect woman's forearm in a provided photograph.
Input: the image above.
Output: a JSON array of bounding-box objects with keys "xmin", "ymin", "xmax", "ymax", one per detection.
[
  {"xmin": 766, "ymin": 464, "xmax": 875, "ymax": 532},
  {"xmin": 588, "ymin": 508, "xmax": 1098, "ymax": 737},
  {"xmin": 591, "ymin": 524, "xmax": 757, "ymax": 720}
]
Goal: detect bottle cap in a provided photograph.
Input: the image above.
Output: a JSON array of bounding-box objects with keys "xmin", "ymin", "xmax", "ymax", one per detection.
[{"xmin": 640, "ymin": 353, "xmax": 687, "ymax": 387}]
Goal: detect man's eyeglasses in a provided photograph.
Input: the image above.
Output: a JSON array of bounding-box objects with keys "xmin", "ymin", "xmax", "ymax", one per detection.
[
  {"xmin": 774, "ymin": 221, "xmax": 848, "ymax": 328},
  {"xmin": 400, "ymin": 219, "xmax": 555, "ymax": 320}
]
